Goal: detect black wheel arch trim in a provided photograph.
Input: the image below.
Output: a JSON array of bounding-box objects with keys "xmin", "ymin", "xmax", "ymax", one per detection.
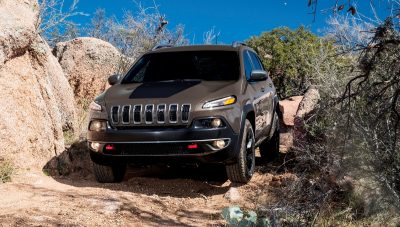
[{"xmin": 233, "ymin": 104, "xmax": 255, "ymax": 160}]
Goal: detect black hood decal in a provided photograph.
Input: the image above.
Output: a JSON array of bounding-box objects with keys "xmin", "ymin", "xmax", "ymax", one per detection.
[{"xmin": 129, "ymin": 81, "xmax": 201, "ymax": 99}]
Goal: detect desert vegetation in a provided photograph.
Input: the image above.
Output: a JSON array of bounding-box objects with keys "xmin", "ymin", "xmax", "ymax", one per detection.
[
  {"xmin": 242, "ymin": 2, "xmax": 400, "ymax": 224},
  {"xmin": 0, "ymin": 159, "xmax": 13, "ymax": 183}
]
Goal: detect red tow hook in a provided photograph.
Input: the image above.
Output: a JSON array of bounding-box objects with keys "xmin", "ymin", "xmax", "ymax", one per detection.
[
  {"xmin": 187, "ymin": 143, "xmax": 198, "ymax": 149},
  {"xmin": 105, "ymin": 144, "xmax": 116, "ymax": 151}
]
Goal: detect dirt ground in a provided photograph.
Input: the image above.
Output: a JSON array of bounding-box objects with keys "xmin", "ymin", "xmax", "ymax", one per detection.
[{"xmin": 0, "ymin": 159, "xmax": 292, "ymax": 226}]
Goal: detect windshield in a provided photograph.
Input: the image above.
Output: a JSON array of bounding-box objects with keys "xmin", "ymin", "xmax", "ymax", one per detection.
[{"xmin": 121, "ymin": 50, "xmax": 239, "ymax": 83}]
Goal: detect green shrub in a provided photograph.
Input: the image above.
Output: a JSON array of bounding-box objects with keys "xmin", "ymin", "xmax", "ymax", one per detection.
[
  {"xmin": 221, "ymin": 206, "xmax": 270, "ymax": 226},
  {"xmin": 246, "ymin": 27, "xmax": 340, "ymax": 98},
  {"xmin": 63, "ymin": 129, "xmax": 76, "ymax": 146},
  {"xmin": 0, "ymin": 160, "xmax": 14, "ymax": 183}
]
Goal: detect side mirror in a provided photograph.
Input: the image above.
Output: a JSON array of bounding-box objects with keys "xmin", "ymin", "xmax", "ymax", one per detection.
[
  {"xmin": 249, "ymin": 70, "xmax": 268, "ymax": 81},
  {"xmin": 108, "ymin": 74, "xmax": 121, "ymax": 86}
]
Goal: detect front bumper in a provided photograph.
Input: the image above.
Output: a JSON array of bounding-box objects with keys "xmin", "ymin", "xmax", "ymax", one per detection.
[{"xmin": 87, "ymin": 122, "xmax": 240, "ymax": 165}]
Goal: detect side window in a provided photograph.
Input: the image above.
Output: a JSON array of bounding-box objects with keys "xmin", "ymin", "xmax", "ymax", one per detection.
[
  {"xmin": 249, "ymin": 52, "xmax": 264, "ymax": 70},
  {"xmin": 243, "ymin": 51, "xmax": 253, "ymax": 80}
]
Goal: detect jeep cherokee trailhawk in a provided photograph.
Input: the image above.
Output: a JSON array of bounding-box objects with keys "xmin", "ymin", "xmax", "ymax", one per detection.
[{"xmin": 87, "ymin": 43, "xmax": 280, "ymax": 183}]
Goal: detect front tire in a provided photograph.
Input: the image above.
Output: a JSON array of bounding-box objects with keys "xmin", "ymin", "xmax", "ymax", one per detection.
[
  {"xmin": 92, "ymin": 162, "xmax": 127, "ymax": 183},
  {"xmin": 225, "ymin": 119, "xmax": 255, "ymax": 183}
]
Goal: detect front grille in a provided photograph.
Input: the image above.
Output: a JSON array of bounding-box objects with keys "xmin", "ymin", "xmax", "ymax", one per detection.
[
  {"xmin": 111, "ymin": 104, "xmax": 191, "ymax": 126},
  {"xmin": 181, "ymin": 104, "xmax": 190, "ymax": 123},
  {"xmin": 111, "ymin": 106, "xmax": 119, "ymax": 123},
  {"xmin": 157, "ymin": 104, "xmax": 166, "ymax": 123},
  {"xmin": 145, "ymin": 105, "xmax": 154, "ymax": 124},
  {"xmin": 169, "ymin": 104, "xmax": 178, "ymax": 123},
  {"xmin": 133, "ymin": 105, "xmax": 142, "ymax": 123},
  {"xmin": 122, "ymin": 105, "xmax": 130, "ymax": 124}
]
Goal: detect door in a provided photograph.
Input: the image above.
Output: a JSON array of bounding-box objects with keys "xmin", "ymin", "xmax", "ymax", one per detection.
[
  {"xmin": 248, "ymin": 51, "xmax": 274, "ymax": 138},
  {"xmin": 243, "ymin": 50, "xmax": 264, "ymax": 139}
]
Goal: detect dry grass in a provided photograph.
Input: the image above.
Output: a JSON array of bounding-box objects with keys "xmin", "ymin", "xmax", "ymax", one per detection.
[
  {"xmin": 0, "ymin": 160, "xmax": 14, "ymax": 183},
  {"xmin": 63, "ymin": 129, "xmax": 76, "ymax": 146}
]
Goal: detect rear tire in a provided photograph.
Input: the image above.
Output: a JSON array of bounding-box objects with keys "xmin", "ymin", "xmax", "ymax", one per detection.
[
  {"xmin": 225, "ymin": 119, "xmax": 255, "ymax": 183},
  {"xmin": 92, "ymin": 162, "xmax": 127, "ymax": 183},
  {"xmin": 259, "ymin": 114, "xmax": 280, "ymax": 163}
]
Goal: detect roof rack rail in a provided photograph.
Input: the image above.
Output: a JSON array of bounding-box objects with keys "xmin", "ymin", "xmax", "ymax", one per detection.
[
  {"xmin": 152, "ymin": 44, "xmax": 174, "ymax": 50},
  {"xmin": 232, "ymin": 41, "xmax": 247, "ymax": 48}
]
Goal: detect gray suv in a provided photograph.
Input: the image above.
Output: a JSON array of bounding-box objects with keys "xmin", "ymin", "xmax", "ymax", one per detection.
[{"xmin": 87, "ymin": 42, "xmax": 280, "ymax": 183}]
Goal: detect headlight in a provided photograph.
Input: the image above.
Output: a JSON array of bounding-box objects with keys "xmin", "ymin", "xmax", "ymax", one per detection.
[
  {"xmin": 89, "ymin": 101, "xmax": 102, "ymax": 111},
  {"xmin": 89, "ymin": 120, "xmax": 107, "ymax": 131},
  {"xmin": 202, "ymin": 96, "xmax": 236, "ymax": 109}
]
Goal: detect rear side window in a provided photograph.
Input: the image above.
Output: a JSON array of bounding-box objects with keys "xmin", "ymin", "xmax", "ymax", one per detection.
[
  {"xmin": 249, "ymin": 52, "xmax": 264, "ymax": 70},
  {"xmin": 243, "ymin": 51, "xmax": 253, "ymax": 80}
]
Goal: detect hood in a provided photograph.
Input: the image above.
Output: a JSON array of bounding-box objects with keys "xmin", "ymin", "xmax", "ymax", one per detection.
[{"xmin": 104, "ymin": 80, "xmax": 240, "ymax": 107}]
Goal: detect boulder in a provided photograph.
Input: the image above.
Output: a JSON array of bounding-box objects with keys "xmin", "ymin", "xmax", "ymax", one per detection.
[
  {"xmin": 293, "ymin": 86, "xmax": 320, "ymax": 146},
  {"xmin": 0, "ymin": 0, "xmax": 38, "ymax": 68},
  {"xmin": 296, "ymin": 86, "xmax": 320, "ymax": 119},
  {"xmin": 0, "ymin": 0, "xmax": 76, "ymax": 168},
  {"xmin": 53, "ymin": 37, "xmax": 128, "ymax": 105},
  {"xmin": 278, "ymin": 87, "xmax": 320, "ymax": 152},
  {"xmin": 0, "ymin": 51, "xmax": 63, "ymax": 168},
  {"xmin": 279, "ymin": 96, "xmax": 303, "ymax": 126},
  {"xmin": 30, "ymin": 37, "xmax": 77, "ymax": 130}
]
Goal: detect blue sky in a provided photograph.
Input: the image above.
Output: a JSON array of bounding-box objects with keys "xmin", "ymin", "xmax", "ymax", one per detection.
[{"xmin": 70, "ymin": 0, "xmax": 394, "ymax": 44}]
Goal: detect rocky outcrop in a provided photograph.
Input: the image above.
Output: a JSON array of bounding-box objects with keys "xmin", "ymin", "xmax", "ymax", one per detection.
[
  {"xmin": 30, "ymin": 37, "xmax": 77, "ymax": 130},
  {"xmin": 279, "ymin": 96, "xmax": 303, "ymax": 126},
  {"xmin": 0, "ymin": 0, "xmax": 38, "ymax": 68},
  {"xmin": 0, "ymin": 0, "xmax": 76, "ymax": 168},
  {"xmin": 296, "ymin": 86, "xmax": 320, "ymax": 119},
  {"xmin": 293, "ymin": 86, "xmax": 320, "ymax": 145},
  {"xmin": 278, "ymin": 87, "xmax": 320, "ymax": 152},
  {"xmin": 279, "ymin": 96, "xmax": 303, "ymax": 152},
  {"xmin": 53, "ymin": 37, "xmax": 128, "ymax": 104}
]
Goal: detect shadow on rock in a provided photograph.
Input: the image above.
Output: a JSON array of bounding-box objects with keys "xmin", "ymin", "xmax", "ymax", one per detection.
[{"xmin": 43, "ymin": 140, "xmax": 93, "ymax": 178}]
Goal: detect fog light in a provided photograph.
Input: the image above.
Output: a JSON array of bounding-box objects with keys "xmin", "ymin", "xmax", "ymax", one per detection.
[
  {"xmin": 90, "ymin": 142, "xmax": 101, "ymax": 151},
  {"xmin": 89, "ymin": 120, "xmax": 107, "ymax": 131},
  {"xmin": 211, "ymin": 118, "xmax": 222, "ymax": 128},
  {"xmin": 212, "ymin": 140, "xmax": 226, "ymax": 149}
]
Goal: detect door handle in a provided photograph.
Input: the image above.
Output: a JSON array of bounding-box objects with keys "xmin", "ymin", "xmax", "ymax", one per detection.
[{"xmin": 261, "ymin": 87, "xmax": 265, "ymax": 92}]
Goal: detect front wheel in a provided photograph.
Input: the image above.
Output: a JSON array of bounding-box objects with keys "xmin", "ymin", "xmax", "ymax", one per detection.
[
  {"xmin": 225, "ymin": 119, "xmax": 255, "ymax": 183},
  {"xmin": 92, "ymin": 162, "xmax": 127, "ymax": 183}
]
